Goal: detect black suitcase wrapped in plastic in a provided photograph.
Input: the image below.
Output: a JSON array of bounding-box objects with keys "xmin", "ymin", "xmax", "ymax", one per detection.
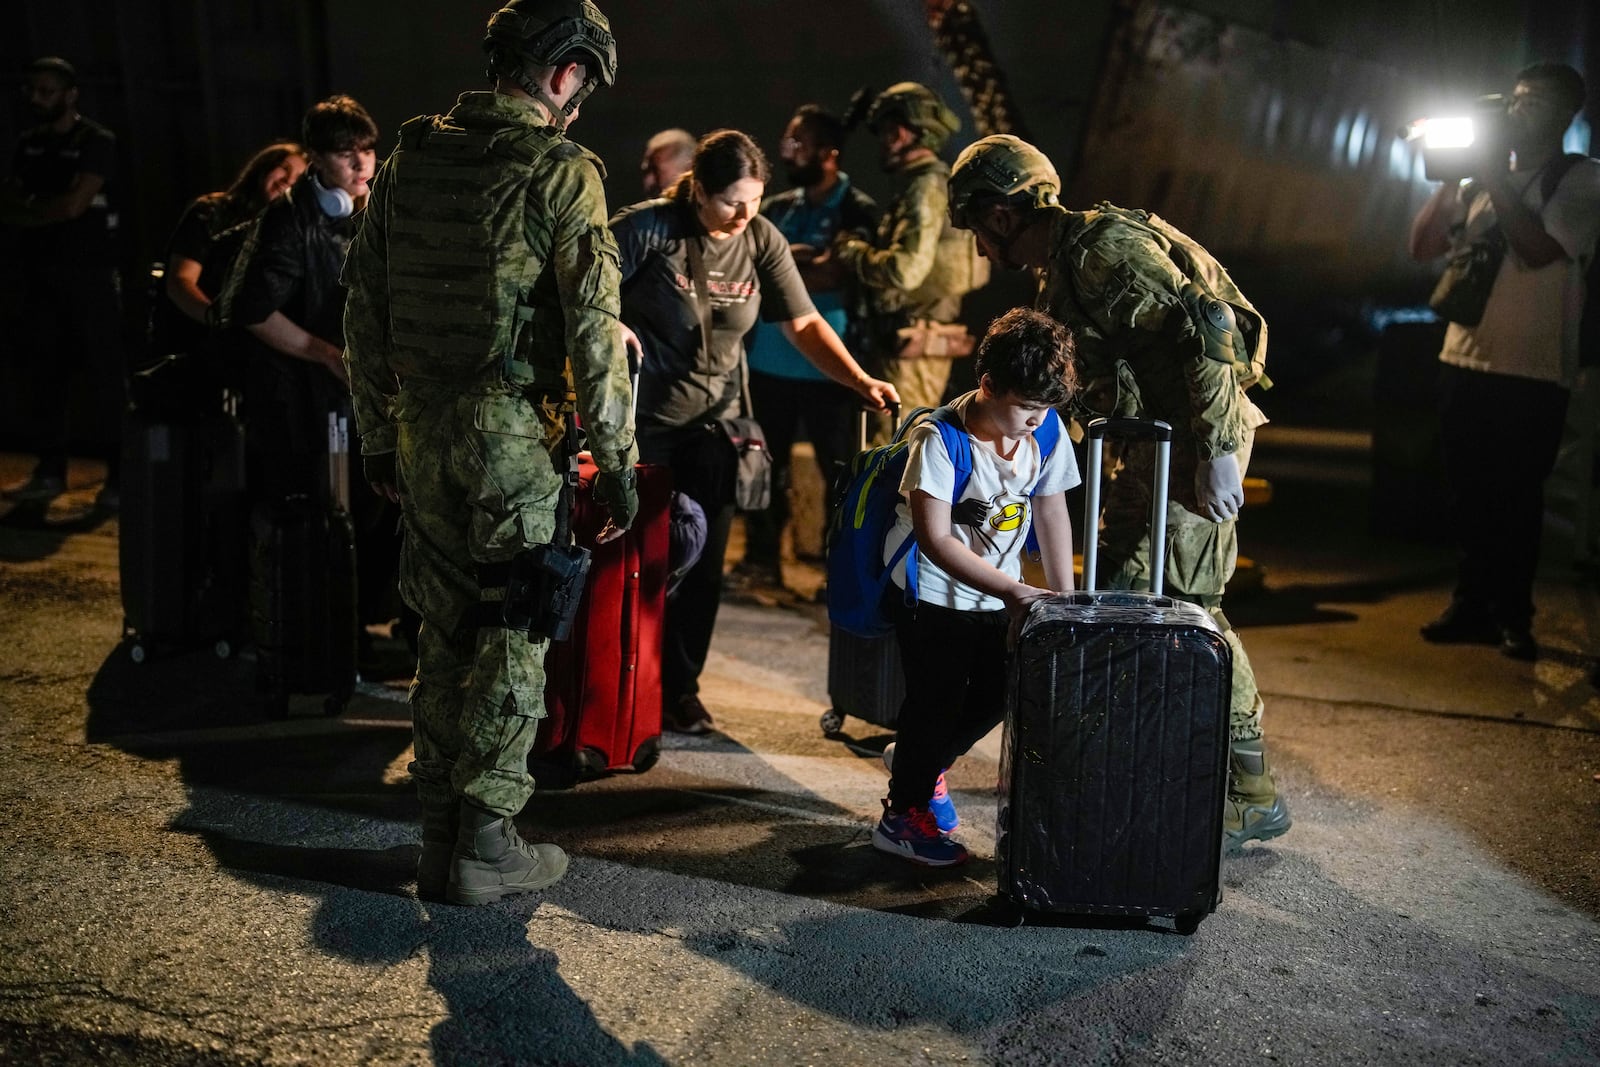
[
  {"xmin": 119, "ymin": 413, "xmax": 249, "ymax": 662},
  {"xmin": 998, "ymin": 593, "xmax": 1230, "ymax": 933},
  {"xmin": 995, "ymin": 415, "xmax": 1230, "ymax": 934}
]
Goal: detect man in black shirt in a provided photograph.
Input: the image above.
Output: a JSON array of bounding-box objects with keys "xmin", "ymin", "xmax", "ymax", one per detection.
[{"xmin": 1, "ymin": 56, "xmax": 123, "ymax": 508}]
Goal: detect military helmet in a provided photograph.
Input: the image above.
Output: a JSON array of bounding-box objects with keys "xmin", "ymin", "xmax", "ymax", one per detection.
[
  {"xmin": 484, "ymin": 0, "xmax": 617, "ymax": 88},
  {"xmin": 866, "ymin": 82, "xmax": 961, "ymax": 152},
  {"xmin": 947, "ymin": 134, "xmax": 1060, "ymax": 228}
]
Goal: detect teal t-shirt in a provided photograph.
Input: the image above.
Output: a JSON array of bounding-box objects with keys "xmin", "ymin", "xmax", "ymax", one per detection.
[{"xmin": 747, "ymin": 176, "xmax": 858, "ymax": 382}]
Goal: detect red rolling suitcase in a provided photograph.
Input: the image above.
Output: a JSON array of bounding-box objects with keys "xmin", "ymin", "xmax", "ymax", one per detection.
[
  {"xmin": 998, "ymin": 417, "xmax": 1231, "ymax": 934},
  {"xmin": 534, "ymin": 456, "xmax": 671, "ymax": 783}
]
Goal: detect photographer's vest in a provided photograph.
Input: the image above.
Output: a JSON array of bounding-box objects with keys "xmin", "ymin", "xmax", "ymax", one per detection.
[{"xmin": 384, "ymin": 113, "xmax": 579, "ymax": 393}]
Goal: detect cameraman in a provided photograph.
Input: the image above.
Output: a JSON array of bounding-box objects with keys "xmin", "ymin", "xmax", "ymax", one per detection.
[{"xmin": 1408, "ymin": 63, "xmax": 1600, "ymax": 661}]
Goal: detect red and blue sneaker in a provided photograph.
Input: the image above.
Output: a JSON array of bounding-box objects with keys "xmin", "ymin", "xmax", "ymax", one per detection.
[
  {"xmin": 871, "ymin": 801, "xmax": 969, "ymax": 867},
  {"xmin": 882, "ymin": 742, "xmax": 959, "ymax": 832}
]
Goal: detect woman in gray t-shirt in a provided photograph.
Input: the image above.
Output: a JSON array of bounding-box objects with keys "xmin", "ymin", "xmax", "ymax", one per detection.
[{"xmin": 610, "ymin": 129, "xmax": 896, "ymax": 734}]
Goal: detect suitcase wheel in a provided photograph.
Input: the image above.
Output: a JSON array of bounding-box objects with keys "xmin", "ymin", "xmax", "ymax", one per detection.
[
  {"xmin": 128, "ymin": 642, "xmax": 147, "ymax": 665},
  {"xmin": 574, "ymin": 746, "xmax": 608, "ymax": 778},
  {"xmin": 631, "ymin": 735, "xmax": 660, "ymax": 773},
  {"xmin": 323, "ymin": 690, "xmax": 351, "ymax": 718},
  {"xmin": 1175, "ymin": 912, "xmax": 1202, "ymax": 936},
  {"xmin": 819, "ymin": 709, "xmax": 846, "ymax": 737},
  {"xmin": 213, "ymin": 639, "xmax": 233, "ymax": 660}
]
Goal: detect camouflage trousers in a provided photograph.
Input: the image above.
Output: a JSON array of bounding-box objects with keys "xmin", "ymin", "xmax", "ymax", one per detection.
[
  {"xmin": 395, "ymin": 386, "xmax": 565, "ymax": 817},
  {"xmin": 1098, "ymin": 430, "xmax": 1264, "ymax": 742},
  {"xmin": 868, "ymin": 353, "xmax": 955, "ymax": 445}
]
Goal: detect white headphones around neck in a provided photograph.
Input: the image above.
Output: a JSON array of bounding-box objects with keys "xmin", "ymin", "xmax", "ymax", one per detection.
[{"xmin": 311, "ymin": 171, "xmax": 354, "ymax": 218}]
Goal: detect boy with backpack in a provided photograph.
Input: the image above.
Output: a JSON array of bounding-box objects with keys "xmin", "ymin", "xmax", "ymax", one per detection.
[{"xmin": 871, "ymin": 307, "xmax": 1079, "ymax": 866}]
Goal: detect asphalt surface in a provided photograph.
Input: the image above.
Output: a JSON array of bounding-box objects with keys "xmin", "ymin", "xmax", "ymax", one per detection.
[{"xmin": 1, "ymin": 434, "xmax": 1598, "ymax": 1066}]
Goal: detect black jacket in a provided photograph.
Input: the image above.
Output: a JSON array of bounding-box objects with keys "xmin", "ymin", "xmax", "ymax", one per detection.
[{"xmin": 232, "ymin": 173, "xmax": 355, "ymax": 345}]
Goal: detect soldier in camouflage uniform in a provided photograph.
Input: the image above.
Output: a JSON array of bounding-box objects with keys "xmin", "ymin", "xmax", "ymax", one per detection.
[
  {"xmin": 836, "ymin": 83, "xmax": 987, "ymax": 441},
  {"xmin": 341, "ymin": 0, "xmax": 638, "ymax": 905},
  {"xmin": 947, "ymin": 135, "xmax": 1291, "ymax": 848}
]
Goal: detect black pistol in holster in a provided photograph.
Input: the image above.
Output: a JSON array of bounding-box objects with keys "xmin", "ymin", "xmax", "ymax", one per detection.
[{"xmin": 501, "ymin": 415, "xmax": 590, "ymax": 643}]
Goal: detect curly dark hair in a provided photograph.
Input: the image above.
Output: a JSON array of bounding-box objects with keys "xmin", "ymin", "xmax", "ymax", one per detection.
[{"xmin": 974, "ymin": 307, "xmax": 1077, "ymax": 408}]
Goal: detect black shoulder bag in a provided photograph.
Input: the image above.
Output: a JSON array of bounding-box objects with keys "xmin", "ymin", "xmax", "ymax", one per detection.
[
  {"xmin": 684, "ymin": 231, "xmax": 772, "ymax": 512},
  {"xmin": 1429, "ymin": 167, "xmax": 1545, "ymax": 328}
]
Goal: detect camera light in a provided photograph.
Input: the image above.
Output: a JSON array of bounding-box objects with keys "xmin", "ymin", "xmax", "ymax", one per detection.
[{"xmin": 1417, "ymin": 117, "xmax": 1476, "ymax": 149}]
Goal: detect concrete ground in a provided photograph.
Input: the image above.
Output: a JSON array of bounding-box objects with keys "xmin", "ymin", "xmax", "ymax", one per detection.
[{"xmin": 1, "ymin": 427, "xmax": 1598, "ymax": 1066}]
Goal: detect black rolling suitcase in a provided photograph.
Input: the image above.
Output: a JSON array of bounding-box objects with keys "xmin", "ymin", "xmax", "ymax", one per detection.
[
  {"xmin": 821, "ymin": 408, "xmax": 907, "ymax": 736},
  {"xmin": 997, "ymin": 417, "xmax": 1231, "ymax": 935},
  {"xmin": 249, "ymin": 409, "xmax": 358, "ymax": 718},
  {"xmin": 119, "ymin": 411, "xmax": 250, "ymax": 662}
]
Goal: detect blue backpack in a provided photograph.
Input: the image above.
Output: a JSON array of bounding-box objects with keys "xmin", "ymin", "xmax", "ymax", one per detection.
[{"xmin": 826, "ymin": 404, "xmax": 1063, "ymax": 637}]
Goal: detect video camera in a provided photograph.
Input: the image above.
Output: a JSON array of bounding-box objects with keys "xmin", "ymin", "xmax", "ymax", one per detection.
[{"xmin": 1405, "ymin": 94, "xmax": 1509, "ymax": 182}]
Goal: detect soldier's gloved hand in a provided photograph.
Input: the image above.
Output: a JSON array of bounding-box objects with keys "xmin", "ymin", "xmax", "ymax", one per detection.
[
  {"xmin": 1194, "ymin": 452, "xmax": 1244, "ymax": 522},
  {"xmin": 595, "ymin": 467, "xmax": 638, "ymax": 535},
  {"xmin": 364, "ymin": 451, "xmax": 400, "ymax": 503}
]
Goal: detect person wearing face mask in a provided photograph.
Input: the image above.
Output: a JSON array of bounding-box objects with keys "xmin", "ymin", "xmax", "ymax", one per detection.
[
  {"xmin": 609, "ymin": 129, "xmax": 899, "ymax": 734},
  {"xmin": 834, "ymin": 82, "xmax": 988, "ymax": 445},
  {"xmin": 946, "ymin": 133, "xmax": 1289, "ymax": 851},
  {"xmin": 1, "ymin": 56, "xmax": 124, "ymax": 511},
  {"xmin": 730, "ymin": 104, "xmax": 879, "ymax": 591},
  {"xmin": 232, "ymin": 95, "xmax": 401, "ymax": 657},
  {"xmin": 1409, "ymin": 63, "xmax": 1600, "ymax": 663}
]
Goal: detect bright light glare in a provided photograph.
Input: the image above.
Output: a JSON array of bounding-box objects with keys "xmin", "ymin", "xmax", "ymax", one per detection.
[{"xmin": 1417, "ymin": 117, "xmax": 1476, "ymax": 149}]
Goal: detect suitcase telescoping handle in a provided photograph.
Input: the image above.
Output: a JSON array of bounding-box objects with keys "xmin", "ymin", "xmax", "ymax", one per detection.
[
  {"xmin": 856, "ymin": 401, "xmax": 904, "ymax": 451},
  {"xmin": 1081, "ymin": 416, "xmax": 1172, "ymax": 595}
]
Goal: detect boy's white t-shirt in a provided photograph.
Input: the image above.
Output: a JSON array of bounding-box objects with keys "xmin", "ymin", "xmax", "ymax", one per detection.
[{"xmin": 884, "ymin": 391, "xmax": 1081, "ymax": 612}]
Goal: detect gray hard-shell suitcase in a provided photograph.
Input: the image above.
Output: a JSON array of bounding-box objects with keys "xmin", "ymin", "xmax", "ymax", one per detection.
[
  {"xmin": 997, "ymin": 417, "xmax": 1231, "ymax": 934},
  {"xmin": 821, "ymin": 406, "xmax": 907, "ymax": 736}
]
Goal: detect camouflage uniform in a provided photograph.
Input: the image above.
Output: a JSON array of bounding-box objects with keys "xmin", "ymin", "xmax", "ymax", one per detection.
[
  {"xmin": 837, "ymin": 85, "xmax": 984, "ymax": 437},
  {"xmin": 342, "ymin": 90, "xmax": 636, "ymax": 818},
  {"xmin": 1037, "ymin": 206, "xmax": 1269, "ymax": 742}
]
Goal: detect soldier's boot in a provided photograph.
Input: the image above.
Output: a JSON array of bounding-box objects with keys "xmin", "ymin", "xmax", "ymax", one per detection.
[
  {"xmin": 416, "ymin": 795, "xmax": 459, "ymax": 903},
  {"xmin": 1224, "ymin": 738, "xmax": 1292, "ymax": 849},
  {"xmin": 446, "ymin": 803, "xmax": 569, "ymax": 906}
]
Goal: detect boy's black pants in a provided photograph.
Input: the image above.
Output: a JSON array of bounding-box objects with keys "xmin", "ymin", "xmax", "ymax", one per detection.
[{"xmin": 887, "ymin": 592, "xmax": 1010, "ymax": 813}]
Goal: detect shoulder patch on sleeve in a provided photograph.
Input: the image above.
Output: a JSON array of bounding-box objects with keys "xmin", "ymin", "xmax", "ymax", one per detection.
[{"xmin": 550, "ymin": 141, "xmax": 608, "ymax": 181}]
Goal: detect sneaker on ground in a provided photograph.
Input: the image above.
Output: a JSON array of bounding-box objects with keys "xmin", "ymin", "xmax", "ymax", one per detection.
[
  {"xmin": 665, "ymin": 693, "xmax": 715, "ymax": 735},
  {"xmin": 3, "ymin": 473, "xmax": 67, "ymax": 502},
  {"xmin": 724, "ymin": 559, "xmax": 783, "ymax": 591},
  {"xmin": 881, "ymin": 742, "xmax": 958, "ymax": 832},
  {"xmin": 871, "ymin": 801, "xmax": 968, "ymax": 867}
]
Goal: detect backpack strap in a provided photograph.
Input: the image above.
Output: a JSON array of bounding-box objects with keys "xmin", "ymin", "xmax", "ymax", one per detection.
[
  {"xmin": 1022, "ymin": 409, "xmax": 1063, "ymax": 557},
  {"xmin": 896, "ymin": 405, "xmax": 1065, "ymax": 602},
  {"xmin": 901, "ymin": 407, "xmax": 975, "ymax": 602}
]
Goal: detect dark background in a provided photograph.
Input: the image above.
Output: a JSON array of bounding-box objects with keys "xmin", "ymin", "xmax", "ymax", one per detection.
[{"xmin": 1, "ymin": 0, "xmax": 1596, "ymax": 431}]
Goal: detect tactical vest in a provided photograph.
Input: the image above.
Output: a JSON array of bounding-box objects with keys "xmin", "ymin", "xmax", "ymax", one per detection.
[
  {"xmin": 1072, "ymin": 204, "xmax": 1271, "ymax": 391},
  {"xmin": 384, "ymin": 114, "xmax": 571, "ymax": 391}
]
